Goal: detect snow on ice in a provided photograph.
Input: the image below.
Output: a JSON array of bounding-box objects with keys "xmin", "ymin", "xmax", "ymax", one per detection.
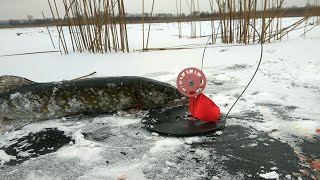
[
  {"xmin": 56, "ymin": 130, "xmax": 104, "ymax": 165},
  {"xmin": 0, "ymin": 17, "xmax": 320, "ymax": 179}
]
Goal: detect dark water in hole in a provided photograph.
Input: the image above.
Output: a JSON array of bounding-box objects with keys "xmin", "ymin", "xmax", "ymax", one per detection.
[{"xmin": 1, "ymin": 128, "xmax": 73, "ymax": 166}]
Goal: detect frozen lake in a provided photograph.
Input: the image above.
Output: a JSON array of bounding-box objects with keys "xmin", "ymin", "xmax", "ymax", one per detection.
[{"xmin": 0, "ymin": 17, "xmax": 320, "ymax": 179}]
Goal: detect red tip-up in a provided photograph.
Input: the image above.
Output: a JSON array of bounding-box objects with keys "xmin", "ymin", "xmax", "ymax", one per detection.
[{"xmin": 190, "ymin": 93, "xmax": 220, "ymax": 122}]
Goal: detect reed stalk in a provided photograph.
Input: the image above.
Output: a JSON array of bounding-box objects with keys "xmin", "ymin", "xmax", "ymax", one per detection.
[
  {"xmin": 47, "ymin": 0, "xmax": 129, "ymax": 54},
  {"xmin": 146, "ymin": 0, "xmax": 155, "ymax": 50},
  {"xmin": 42, "ymin": 11, "xmax": 56, "ymax": 49}
]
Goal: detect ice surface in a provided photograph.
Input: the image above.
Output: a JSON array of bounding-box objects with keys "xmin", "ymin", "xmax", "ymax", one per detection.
[
  {"xmin": 26, "ymin": 172, "xmax": 61, "ymax": 180},
  {"xmin": 0, "ymin": 17, "xmax": 320, "ymax": 179}
]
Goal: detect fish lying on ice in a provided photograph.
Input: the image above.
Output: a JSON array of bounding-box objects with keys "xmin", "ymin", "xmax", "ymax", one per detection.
[
  {"xmin": 0, "ymin": 75, "xmax": 187, "ymax": 165},
  {"xmin": 0, "ymin": 75, "xmax": 186, "ymax": 123}
]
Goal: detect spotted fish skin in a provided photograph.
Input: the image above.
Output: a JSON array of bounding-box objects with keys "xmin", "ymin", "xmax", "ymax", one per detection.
[{"xmin": 0, "ymin": 76, "xmax": 185, "ymax": 121}]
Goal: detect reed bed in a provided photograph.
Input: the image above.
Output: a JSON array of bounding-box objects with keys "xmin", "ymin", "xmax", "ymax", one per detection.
[
  {"xmin": 303, "ymin": 0, "xmax": 320, "ymax": 37},
  {"xmin": 47, "ymin": 0, "xmax": 319, "ymax": 53},
  {"xmin": 173, "ymin": 0, "xmax": 314, "ymax": 45},
  {"xmin": 212, "ymin": 0, "xmax": 287, "ymax": 44},
  {"xmin": 48, "ymin": 0, "xmax": 129, "ymax": 54}
]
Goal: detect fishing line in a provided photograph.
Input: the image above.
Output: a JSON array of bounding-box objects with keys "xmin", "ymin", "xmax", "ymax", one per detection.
[
  {"xmin": 200, "ymin": 23, "xmax": 264, "ymax": 121},
  {"xmin": 201, "ymin": 21, "xmax": 222, "ymax": 71}
]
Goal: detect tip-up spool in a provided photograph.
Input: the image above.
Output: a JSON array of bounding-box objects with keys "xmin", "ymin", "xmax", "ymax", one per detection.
[
  {"xmin": 143, "ymin": 67, "xmax": 224, "ymax": 137},
  {"xmin": 176, "ymin": 67, "xmax": 206, "ymax": 97}
]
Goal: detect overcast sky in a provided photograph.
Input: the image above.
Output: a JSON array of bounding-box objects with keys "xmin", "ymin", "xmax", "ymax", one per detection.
[{"xmin": 0, "ymin": 0, "xmax": 308, "ymax": 20}]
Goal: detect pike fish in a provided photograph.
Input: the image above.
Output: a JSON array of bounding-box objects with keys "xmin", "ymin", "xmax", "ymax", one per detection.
[{"xmin": 0, "ymin": 76, "xmax": 185, "ymax": 123}]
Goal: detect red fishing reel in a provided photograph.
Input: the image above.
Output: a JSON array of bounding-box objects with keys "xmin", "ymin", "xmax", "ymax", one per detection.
[{"xmin": 176, "ymin": 67, "xmax": 206, "ymax": 97}]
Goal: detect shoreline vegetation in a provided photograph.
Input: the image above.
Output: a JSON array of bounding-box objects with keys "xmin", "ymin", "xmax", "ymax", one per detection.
[
  {"xmin": 0, "ymin": 6, "xmax": 319, "ymax": 29},
  {"xmin": 1, "ymin": 0, "xmax": 319, "ymax": 54}
]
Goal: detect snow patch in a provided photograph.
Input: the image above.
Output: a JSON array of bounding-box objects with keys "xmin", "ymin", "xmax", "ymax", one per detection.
[
  {"xmin": 184, "ymin": 137, "xmax": 201, "ymax": 145},
  {"xmin": 249, "ymin": 143, "xmax": 258, "ymax": 147},
  {"xmin": 92, "ymin": 116, "xmax": 141, "ymax": 127},
  {"xmin": 151, "ymin": 132, "xmax": 159, "ymax": 137},
  {"xmin": 215, "ymin": 131, "xmax": 223, "ymax": 136},
  {"xmin": 211, "ymin": 176, "xmax": 220, "ymax": 180},
  {"xmin": 270, "ymin": 167, "xmax": 278, "ymax": 171},
  {"xmin": 78, "ymin": 162, "xmax": 146, "ymax": 180},
  {"xmin": 259, "ymin": 171, "xmax": 279, "ymax": 179},
  {"xmin": 26, "ymin": 171, "xmax": 61, "ymax": 180},
  {"xmin": 17, "ymin": 151, "xmax": 30, "ymax": 158},
  {"xmin": 285, "ymin": 174, "xmax": 292, "ymax": 179},
  {"xmin": 165, "ymin": 161, "xmax": 176, "ymax": 167},
  {"xmin": 56, "ymin": 130, "xmax": 103, "ymax": 165},
  {"xmin": 10, "ymin": 92, "xmax": 22, "ymax": 100},
  {"xmin": 149, "ymin": 138, "xmax": 184, "ymax": 154},
  {"xmin": 0, "ymin": 150, "xmax": 16, "ymax": 166},
  {"xmin": 195, "ymin": 149, "xmax": 210, "ymax": 159},
  {"xmin": 248, "ymin": 134, "xmax": 258, "ymax": 139}
]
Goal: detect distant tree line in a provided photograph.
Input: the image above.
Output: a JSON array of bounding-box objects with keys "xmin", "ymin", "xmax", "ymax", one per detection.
[
  {"xmin": 8, "ymin": 18, "xmax": 56, "ymax": 26},
  {"xmin": 3, "ymin": 6, "xmax": 320, "ymax": 27}
]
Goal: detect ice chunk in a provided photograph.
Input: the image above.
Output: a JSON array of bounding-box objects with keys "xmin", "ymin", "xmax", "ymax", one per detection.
[
  {"xmin": 259, "ymin": 171, "xmax": 279, "ymax": 179},
  {"xmin": 162, "ymin": 167, "xmax": 170, "ymax": 173},
  {"xmin": 184, "ymin": 137, "xmax": 200, "ymax": 145},
  {"xmin": 10, "ymin": 92, "xmax": 22, "ymax": 100},
  {"xmin": 149, "ymin": 139, "xmax": 183, "ymax": 154},
  {"xmin": 285, "ymin": 175, "xmax": 292, "ymax": 179},
  {"xmin": 17, "ymin": 151, "xmax": 30, "ymax": 157},
  {"xmin": 215, "ymin": 131, "xmax": 223, "ymax": 136},
  {"xmin": 0, "ymin": 150, "xmax": 15, "ymax": 166},
  {"xmin": 151, "ymin": 132, "xmax": 159, "ymax": 137},
  {"xmin": 270, "ymin": 167, "xmax": 278, "ymax": 171},
  {"xmin": 195, "ymin": 149, "xmax": 210, "ymax": 159},
  {"xmin": 165, "ymin": 161, "xmax": 176, "ymax": 167},
  {"xmin": 248, "ymin": 135, "xmax": 258, "ymax": 139},
  {"xmin": 249, "ymin": 143, "xmax": 258, "ymax": 147},
  {"xmin": 211, "ymin": 176, "xmax": 220, "ymax": 180}
]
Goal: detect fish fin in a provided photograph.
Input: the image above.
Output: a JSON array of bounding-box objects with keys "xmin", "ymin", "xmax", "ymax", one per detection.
[{"xmin": 0, "ymin": 75, "xmax": 35, "ymax": 94}]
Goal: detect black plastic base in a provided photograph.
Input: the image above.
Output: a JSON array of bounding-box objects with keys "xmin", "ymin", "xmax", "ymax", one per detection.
[{"xmin": 142, "ymin": 106, "xmax": 226, "ymax": 137}]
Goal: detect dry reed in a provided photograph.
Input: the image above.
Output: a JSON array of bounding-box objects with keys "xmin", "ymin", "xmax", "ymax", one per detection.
[{"xmin": 47, "ymin": 0, "xmax": 129, "ymax": 54}]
